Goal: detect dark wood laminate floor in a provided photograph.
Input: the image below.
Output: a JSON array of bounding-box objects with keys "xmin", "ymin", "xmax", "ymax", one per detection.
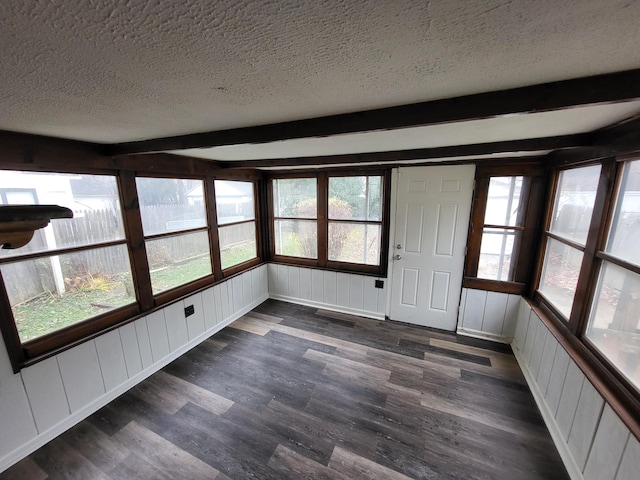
[{"xmin": 2, "ymin": 300, "xmax": 570, "ymax": 480}]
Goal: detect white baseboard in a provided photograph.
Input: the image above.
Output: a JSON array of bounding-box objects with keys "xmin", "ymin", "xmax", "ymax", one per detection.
[
  {"xmin": 512, "ymin": 344, "xmax": 584, "ymax": 480},
  {"xmin": 268, "ymin": 294, "xmax": 385, "ymax": 320},
  {"xmin": 0, "ymin": 294, "xmax": 268, "ymax": 474},
  {"xmin": 456, "ymin": 327, "xmax": 511, "ymax": 344}
]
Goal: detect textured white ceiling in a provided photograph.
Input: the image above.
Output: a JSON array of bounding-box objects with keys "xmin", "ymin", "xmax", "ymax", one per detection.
[{"xmin": 1, "ymin": 0, "xmax": 640, "ymax": 145}]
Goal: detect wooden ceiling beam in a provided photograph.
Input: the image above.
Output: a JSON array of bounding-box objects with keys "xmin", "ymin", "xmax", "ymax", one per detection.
[
  {"xmin": 217, "ymin": 134, "xmax": 589, "ymax": 169},
  {"xmin": 106, "ymin": 69, "xmax": 640, "ymax": 156}
]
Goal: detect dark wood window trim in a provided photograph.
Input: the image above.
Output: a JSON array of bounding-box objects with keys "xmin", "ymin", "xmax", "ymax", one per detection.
[
  {"xmin": 0, "ymin": 160, "xmax": 264, "ymax": 371},
  {"xmin": 464, "ymin": 162, "xmax": 545, "ymax": 294},
  {"xmin": 266, "ymin": 170, "xmax": 391, "ymax": 277},
  {"xmin": 530, "ymin": 155, "xmax": 640, "ymax": 442}
]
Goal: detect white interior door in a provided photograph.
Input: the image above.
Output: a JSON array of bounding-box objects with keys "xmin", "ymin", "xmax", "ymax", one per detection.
[{"xmin": 389, "ymin": 165, "xmax": 475, "ymax": 330}]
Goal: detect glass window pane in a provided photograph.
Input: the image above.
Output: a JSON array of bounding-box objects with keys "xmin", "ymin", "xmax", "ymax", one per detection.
[
  {"xmin": 274, "ymin": 219, "xmax": 317, "ymax": 258},
  {"xmin": 215, "ymin": 180, "xmax": 255, "ymax": 225},
  {"xmin": 328, "ymin": 222, "xmax": 381, "ymax": 265},
  {"xmin": 0, "ymin": 171, "xmax": 125, "ymax": 258},
  {"xmin": 146, "ymin": 231, "xmax": 212, "ymax": 293},
  {"xmin": 539, "ymin": 238, "xmax": 584, "ymax": 319},
  {"xmin": 586, "ymin": 262, "xmax": 640, "ymax": 391},
  {"xmin": 0, "ymin": 245, "xmax": 135, "ymax": 342},
  {"xmin": 136, "ymin": 177, "xmax": 207, "ymax": 236},
  {"xmin": 328, "ymin": 176, "xmax": 382, "ymax": 221},
  {"xmin": 606, "ymin": 159, "xmax": 640, "ymax": 267},
  {"xmin": 478, "ymin": 228, "xmax": 519, "ymax": 281},
  {"xmin": 273, "ymin": 178, "xmax": 316, "ymax": 218},
  {"xmin": 483, "ymin": 177, "xmax": 523, "ymax": 226},
  {"xmin": 549, "ymin": 165, "xmax": 601, "ymax": 244},
  {"xmin": 219, "ymin": 222, "xmax": 257, "ymax": 269}
]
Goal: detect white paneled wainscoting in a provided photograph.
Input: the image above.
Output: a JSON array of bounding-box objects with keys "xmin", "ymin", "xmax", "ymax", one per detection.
[
  {"xmin": 267, "ymin": 263, "xmax": 387, "ymax": 320},
  {"xmin": 0, "ymin": 265, "xmax": 269, "ymax": 473},
  {"xmin": 457, "ymin": 288, "xmax": 521, "ymax": 343},
  {"xmin": 512, "ymin": 299, "xmax": 638, "ymax": 480}
]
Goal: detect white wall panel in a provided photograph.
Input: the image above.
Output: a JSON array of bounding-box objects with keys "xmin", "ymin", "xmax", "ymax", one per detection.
[
  {"xmin": 276, "ymin": 264, "xmax": 289, "ymax": 296},
  {"xmin": 57, "ymin": 341, "xmax": 105, "ymax": 413},
  {"xmin": 616, "ymin": 435, "xmax": 640, "ymax": 480},
  {"xmin": 219, "ymin": 281, "xmax": 231, "ymax": 320},
  {"xmin": 134, "ymin": 317, "xmax": 153, "ymax": 369},
  {"xmin": 513, "ymin": 299, "xmax": 637, "ymax": 480},
  {"xmin": 567, "ymin": 381, "xmax": 604, "ymax": 470},
  {"xmin": 461, "ymin": 289, "xmax": 486, "ymax": 331},
  {"xmin": 348, "ymin": 275, "xmax": 364, "ymax": 310},
  {"xmin": 323, "ymin": 270, "xmax": 337, "ymax": 306},
  {"xmin": 231, "ymin": 276, "xmax": 243, "ymax": 313},
  {"xmin": 502, "ymin": 294, "xmax": 520, "ymax": 338},
  {"xmin": 243, "ymin": 271, "xmax": 253, "ymax": 308},
  {"xmin": 483, "ymin": 291, "xmax": 508, "ymax": 335},
  {"xmin": 283, "ymin": 266, "xmax": 297, "ymax": 299},
  {"xmin": 363, "ymin": 277, "xmax": 378, "ymax": 313},
  {"xmin": 535, "ymin": 331, "xmax": 557, "ymax": 395},
  {"xmin": 522, "ymin": 312, "xmax": 540, "ymax": 364},
  {"xmin": 146, "ymin": 310, "xmax": 171, "ymax": 362},
  {"xmin": 0, "ymin": 345, "xmax": 36, "ymax": 457},
  {"xmin": 376, "ymin": 279, "xmax": 387, "ymax": 314},
  {"xmin": 119, "ymin": 323, "xmax": 143, "ymax": 378},
  {"xmin": 163, "ymin": 302, "xmax": 189, "ymax": 353},
  {"xmin": 201, "ymin": 288, "xmax": 217, "ymax": 330},
  {"xmin": 213, "ymin": 285, "xmax": 224, "ymax": 326},
  {"xmin": 545, "ymin": 345, "xmax": 570, "ymax": 416},
  {"xmin": 529, "ymin": 323, "xmax": 548, "ymax": 379},
  {"xmin": 299, "ymin": 267, "xmax": 312, "ymax": 300},
  {"xmin": 259, "ymin": 264, "xmax": 269, "ymax": 298},
  {"xmin": 311, "ymin": 269, "xmax": 324, "ymax": 302},
  {"xmin": 95, "ymin": 330, "xmax": 128, "ymax": 392},
  {"xmin": 188, "ymin": 292, "xmax": 207, "ymax": 339},
  {"xmin": 21, "ymin": 357, "xmax": 69, "ymax": 433},
  {"xmin": 336, "ymin": 273, "xmax": 350, "ymax": 307},
  {"xmin": 556, "ymin": 361, "xmax": 586, "ymax": 441},
  {"xmin": 584, "ymin": 405, "xmax": 630, "ymax": 480}
]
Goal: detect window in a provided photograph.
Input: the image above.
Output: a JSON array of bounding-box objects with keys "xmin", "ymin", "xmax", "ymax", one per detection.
[
  {"xmin": 585, "ymin": 159, "xmax": 640, "ymax": 391},
  {"xmin": 269, "ymin": 172, "xmax": 388, "ymax": 274},
  {"xmin": 538, "ymin": 165, "xmax": 601, "ymax": 319},
  {"xmin": 0, "ymin": 171, "xmax": 136, "ymax": 351},
  {"xmin": 136, "ymin": 177, "xmax": 212, "ymax": 294},
  {"xmin": 328, "ymin": 176, "xmax": 382, "ymax": 265},
  {"xmin": 214, "ymin": 180, "xmax": 258, "ymax": 269},
  {"xmin": 272, "ymin": 178, "xmax": 318, "ymax": 259},
  {"xmin": 464, "ymin": 165, "xmax": 544, "ymax": 294}
]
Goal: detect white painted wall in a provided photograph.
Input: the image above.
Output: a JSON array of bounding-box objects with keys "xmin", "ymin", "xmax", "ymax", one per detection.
[
  {"xmin": 512, "ymin": 299, "xmax": 638, "ymax": 480},
  {"xmin": 457, "ymin": 287, "xmax": 520, "ymax": 343},
  {"xmin": 267, "ymin": 263, "xmax": 387, "ymax": 320},
  {"xmin": 0, "ymin": 264, "xmax": 269, "ymax": 473}
]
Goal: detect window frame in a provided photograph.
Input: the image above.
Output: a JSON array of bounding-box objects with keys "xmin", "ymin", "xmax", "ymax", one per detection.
[
  {"xmin": 0, "ymin": 162, "xmax": 264, "ymax": 371},
  {"xmin": 531, "ymin": 156, "xmax": 640, "ymax": 438},
  {"xmin": 267, "ymin": 169, "xmax": 391, "ymax": 276},
  {"xmin": 464, "ymin": 163, "xmax": 545, "ymax": 294}
]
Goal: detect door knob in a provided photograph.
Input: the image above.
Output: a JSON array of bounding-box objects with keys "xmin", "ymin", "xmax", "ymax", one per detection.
[{"xmin": 394, "ymin": 254, "xmax": 402, "ymax": 260}]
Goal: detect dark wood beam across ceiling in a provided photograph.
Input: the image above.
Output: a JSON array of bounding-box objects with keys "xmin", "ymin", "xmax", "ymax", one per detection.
[
  {"xmin": 107, "ymin": 69, "xmax": 640, "ymax": 156},
  {"xmin": 218, "ymin": 134, "xmax": 589, "ymax": 169}
]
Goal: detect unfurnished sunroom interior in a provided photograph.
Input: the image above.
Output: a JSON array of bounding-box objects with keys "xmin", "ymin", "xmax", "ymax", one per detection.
[{"xmin": 0, "ymin": 1, "xmax": 639, "ymax": 479}]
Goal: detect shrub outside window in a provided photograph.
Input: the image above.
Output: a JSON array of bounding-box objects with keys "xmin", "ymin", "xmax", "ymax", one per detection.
[
  {"xmin": 0, "ymin": 171, "xmax": 136, "ymax": 343},
  {"xmin": 215, "ymin": 180, "xmax": 258, "ymax": 269},
  {"xmin": 136, "ymin": 177, "xmax": 212, "ymax": 294},
  {"xmin": 328, "ymin": 176, "xmax": 383, "ymax": 266},
  {"xmin": 272, "ymin": 178, "xmax": 318, "ymax": 259}
]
